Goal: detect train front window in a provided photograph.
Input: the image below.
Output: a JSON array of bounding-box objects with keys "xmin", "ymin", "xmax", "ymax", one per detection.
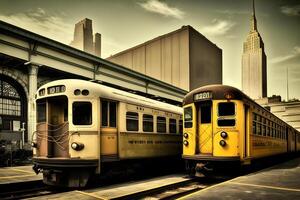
[
  {"xmin": 218, "ymin": 102, "xmax": 235, "ymax": 116},
  {"xmin": 184, "ymin": 107, "xmax": 193, "ymax": 128},
  {"xmin": 218, "ymin": 119, "xmax": 235, "ymax": 126},
  {"xmin": 73, "ymin": 102, "xmax": 92, "ymax": 125}
]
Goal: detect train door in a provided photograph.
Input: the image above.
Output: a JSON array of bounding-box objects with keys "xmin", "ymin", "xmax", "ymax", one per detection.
[
  {"xmin": 244, "ymin": 105, "xmax": 249, "ymax": 158},
  {"xmin": 47, "ymin": 96, "xmax": 69, "ymax": 158},
  {"xmin": 100, "ymin": 99, "xmax": 118, "ymax": 159},
  {"xmin": 197, "ymin": 101, "xmax": 213, "ymax": 154},
  {"xmin": 287, "ymin": 127, "xmax": 290, "ymax": 152}
]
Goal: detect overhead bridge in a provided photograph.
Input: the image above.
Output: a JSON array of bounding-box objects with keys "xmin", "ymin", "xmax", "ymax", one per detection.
[
  {"xmin": 0, "ymin": 20, "xmax": 187, "ymax": 102},
  {"xmin": 0, "ymin": 20, "xmax": 187, "ymax": 142}
]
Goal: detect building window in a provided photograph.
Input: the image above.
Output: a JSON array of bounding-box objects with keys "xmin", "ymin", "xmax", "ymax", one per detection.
[
  {"xmin": 73, "ymin": 102, "xmax": 92, "ymax": 125},
  {"xmin": 126, "ymin": 112, "xmax": 138, "ymax": 131},
  {"xmin": 0, "ymin": 80, "xmax": 21, "ymax": 117},
  {"xmin": 157, "ymin": 116, "xmax": 166, "ymax": 133},
  {"xmin": 169, "ymin": 118, "xmax": 177, "ymax": 133},
  {"xmin": 143, "ymin": 114, "xmax": 153, "ymax": 132}
]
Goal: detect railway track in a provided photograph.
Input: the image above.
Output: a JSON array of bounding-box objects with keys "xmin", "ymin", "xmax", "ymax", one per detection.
[
  {"xmin": 0, "ymin": 174, "xmax": 229, "ymax": 200},
  {"xmin": 108, "ymin": 177, "xmax": 224, "ymax": 200},
  {"xmin": 1, "ymin": 185, "xmax": 70, "ymax": 200}
]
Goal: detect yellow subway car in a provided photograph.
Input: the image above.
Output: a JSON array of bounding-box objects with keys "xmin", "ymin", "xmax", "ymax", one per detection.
[{"xmin": 182, "ymin": 85, "xmax": 300, "ymax": 174}]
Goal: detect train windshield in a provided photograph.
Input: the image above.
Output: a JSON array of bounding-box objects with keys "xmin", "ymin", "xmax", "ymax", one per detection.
[
  {"xmin": 184, "ymin": 107, "xmax": 193, "ymax": 128},
  {"xmin": 72, "ymin": 102, "xmax": 92, "ymax": 125},
  {"xmin": 36, "ymin": 96, "xmax": 68, "ymax": 124},
  {"xmin": 218, "ymin": 102, "xmax": 235, "ymax": 116}
]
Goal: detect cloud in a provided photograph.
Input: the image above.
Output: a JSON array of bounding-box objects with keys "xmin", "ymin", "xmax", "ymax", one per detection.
[
  {"xmin": 280, "ymin": 5, "xmax": 300, "ymax": 16},
  {"xmin": 0, "ymin": 8, "xmax": 73, "ymax": 44},
  {"xmin": 270, "ymin": 46, "xmax": 300, "ymax": 64},
  {"xmin": 216, "ymin": 9, "xmax": 249, "ymax": 15},
  {"xmin": 138, "ymin": 0, "xmax": 184, "ymax": 19},
  {"xmin": 201, "ymin": 19, "xmax": 236, "ymax": 36}
]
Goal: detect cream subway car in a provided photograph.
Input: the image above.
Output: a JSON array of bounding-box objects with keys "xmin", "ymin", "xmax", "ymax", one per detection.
[{"xmin": 32, "ymin": 79, "xmax": 183, "ymax": 187}]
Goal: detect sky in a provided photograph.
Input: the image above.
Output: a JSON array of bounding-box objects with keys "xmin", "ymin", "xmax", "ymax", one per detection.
[{"xmin": 0, "ymin": 0, "xmax": 299, "ymax": 100}]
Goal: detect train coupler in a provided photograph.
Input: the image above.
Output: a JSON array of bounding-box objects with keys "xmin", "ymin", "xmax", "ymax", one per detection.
[
  {"xmin": 195, "ymin": 163, "xmax": 213, "ymax": 176},
  {"xmin": 32, "ymin": 164, "xmax": 41, "ymax": 174}
]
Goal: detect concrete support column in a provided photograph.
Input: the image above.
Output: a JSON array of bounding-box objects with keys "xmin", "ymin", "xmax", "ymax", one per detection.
[{"xmin": 27, "ymin": 64, "xmax": 39, "ymax": 143}]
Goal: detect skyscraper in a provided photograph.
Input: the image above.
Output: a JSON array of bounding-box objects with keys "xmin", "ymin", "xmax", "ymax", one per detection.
[
  {"xmin": 242, "ymin": 0, "xmax": 267, "ymax": 99},
  {"xmin": 70, "ymin": 18, "xmax": 101, "ymax": 57}
]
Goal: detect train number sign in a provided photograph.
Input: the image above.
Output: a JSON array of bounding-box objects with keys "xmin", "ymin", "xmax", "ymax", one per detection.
[{"xmin": 194, "ymin": 92, "xmax": 212, "ymax": 101}]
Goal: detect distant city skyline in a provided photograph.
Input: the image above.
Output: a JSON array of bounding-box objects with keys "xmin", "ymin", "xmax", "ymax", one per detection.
[{"xmin": 0, "ymin": 0, "xmax": 299, "ymax": 100}]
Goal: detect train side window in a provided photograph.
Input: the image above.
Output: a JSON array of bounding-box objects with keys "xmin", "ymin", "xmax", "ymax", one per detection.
[
  {"xmin": 101, "ymin": 101, "xmax": 108, "ymax": 126},
  {"xmin": 101, "ymin": 101, "xmax": 117, "ymax": 128},
  {"xmin": 109, "ymin": 102, "xmax": 117, "ymax": 127},
  {"xmin": 262, "ymin": 125, "xmax": 266, "ymax": 136},
  {"xmin": 272, "ymin": 122, "xmax": 275, "ymax": 137},
  {"xmin": 143, "ymin": 114, "xmax": 153, "ymax": 132},
  {"xmin": 169, "ymin": 118, "xmax": 177, "ymax": 133},
  {"xmin": 179, "ymin": 120, "xmax": 183, "ymax": 134},
  {"xmin": 218, "ymin": 102, "xmax": 235, "ymax": 116},
  {"xmin": 253, "ymin": 113, "xmax": 257, "ymax": 121},
  {"xmin": 73, "ymin": 102, "xmax": 92, "ymax": 125},
  {"xmin": 184, "ymin": 107, "xmax": 193, "ymax": 128},
  {"xmin": 252, "ymin": 121, "xmax": 256, "ymax": 134},
  {"xmin": 37, "ymin": 101, "xmax": 46, "ymax": 123},
  {"xmin": 157, "ymin": 117, "xmax": 166, "ymax": 133},
  {"xmin": 126, "ymin": 112, "xmax": 138, "ymax": 131},
  {"xmin": 217, "ymin": 119, "xmax": 235, "ymax": 127},
  {"xmin": 257, "ymin": 123, "xmax": 261, "ymax": 135}
]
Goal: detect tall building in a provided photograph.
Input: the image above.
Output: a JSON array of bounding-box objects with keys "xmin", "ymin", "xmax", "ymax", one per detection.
[
  {"xmin": 70, "ymin": 18, "xmax": 101, "ymax": 57},
  {"xmin": 107, "ymin": 25, "xmax": 222, "ymax": 91},
  {"xmin": 242, "ymin": 0, "xmax": 267, "ymax": 99}
]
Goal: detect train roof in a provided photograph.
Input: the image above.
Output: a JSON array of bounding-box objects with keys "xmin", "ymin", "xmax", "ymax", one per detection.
[
  {"xmin": 183, "ymin": 84, "xmax": 249, "ymax": 105},
  {"xmin": 37, "ymin": 79, "xmax": 182, "ymax": 114}
]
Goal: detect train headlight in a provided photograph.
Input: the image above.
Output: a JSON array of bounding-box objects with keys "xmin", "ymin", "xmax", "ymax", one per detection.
[
  {"xmin": 183, "ymin": 133, "xmax": 189, "ymax": 139},
  {"xmin": 71, "ymin": 142, "xmax": 84, "ymax": 151},
  {"xmin": 220, "ymin": 131, "xmax": 228, "ymax": 139},
  {"xmin": 183, "ymin": 140, "xmax": 189, "ymax": 146},
  {"xmin": 74, "ymin": 89, "xmax": 81, "ymax": 96},
  {"xmin": 31, "ymin": 142, "xmax": 37, "ymax": 148},
  {"xmin": 219, "ymin": 140, "xmax": 226, "ymax": 147}
]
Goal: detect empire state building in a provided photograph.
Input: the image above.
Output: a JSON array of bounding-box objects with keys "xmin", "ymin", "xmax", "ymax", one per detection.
[{"xmin": 242, "ymin": 0, "xmax": 267, "ymax": 99}]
